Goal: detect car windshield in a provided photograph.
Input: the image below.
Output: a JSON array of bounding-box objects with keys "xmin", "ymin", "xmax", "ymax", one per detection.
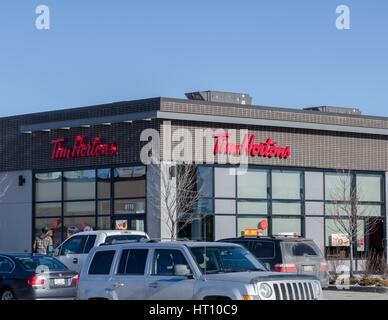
[
  {"xmin": 281, "ymin": 241, "xmax": 323, "ymax": 262},
  {"xmin": 15, "ymin": 256, "xmax": 67, "ymax": 272},
  {"xmin": 190, "ymin": 246, "xmax": 266, "ymax": 274},
  {"xmin": 104, "ymin": 235, "xmax": 147, "ymax": 245}
]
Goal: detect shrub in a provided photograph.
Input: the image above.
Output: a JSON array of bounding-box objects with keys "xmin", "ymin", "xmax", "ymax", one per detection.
[{"xmin": 359, "ymin": 276, "xmax": 380, "ymax": 286}]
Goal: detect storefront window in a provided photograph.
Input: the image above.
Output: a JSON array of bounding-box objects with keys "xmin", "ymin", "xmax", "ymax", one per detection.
[
  {"xmin": 35, "ymin": 202, "xmax": 62, "ymax": 217},
  {"xmin": 272, "ymin": 171, "xmax": 301, "ymax": 200},
  {"xmin": 114, "ymin": 166, "xmax": 146, "ymax": 198},
  {"xmin": 34, "ymin": 167, "xmax": 147, "ymax": 244},
  {"xmin": 237, "ymin": 201, "xmax": 268, "ymax": 215},
  {"xmin": 64, "ymin": 170, "xmax": 96, "ymax": 200},
  {"xmin": 272, "ymin": 217, "xmax": 301, "ymax": 236},
  {"xmin": 356, "ymin": 204, "xmax": 381, "ymax": 217},
  {"xmin": 237, "ymin": 169, "xmax": 268, "ymax": 199},
  {"xmin": 356, "ymin": 174, "xmax": 382, "ymax": 202},
  {"xmin": 196, "ymin": 167, "xmax": 213, "ymax": 197},
  {"xmin": 325, "ymin": 172, "xmax": 351, "ymax": 201},
  {"xmin": 97, "ymin": 216, "xmax": 111, "ymax": 230},
  {"xmin": 97, "ymin": 169, "xmax": 111, "ymax": 199},
  {"xmin": 114, "ymin": 199, "xmax": 145, "ymax": 214},
  {"xmin": 64, "ymin": 201, "xmax": 95, "ymax": 216},
  {"xmin": 98, "ymin": 200, "xmax": 111, "ymax": 215},
  {"xmin": 272, "ymin": 201, "xmax": 301, "ymax": 215},
  {"xmin": 35, "ymin": 172, "xmax": 62, "ymax": 202},
  {"xmin": 64, "ymin": 216, "xmax": 96, "ymax": 237},
  {"xmin": 34, "ymin": 217, "xmax": 62, "ymax": 248},
  {"xmin": 178, "ymin": 215, "xmax": 214, "ymax": 241},
  {"xmin": 237, "ymin": 217, "xmax": 269, "ymax": 236},
  {"xmin": 193, "ymin": 199, "xmax": 213, "ymax": 214}
]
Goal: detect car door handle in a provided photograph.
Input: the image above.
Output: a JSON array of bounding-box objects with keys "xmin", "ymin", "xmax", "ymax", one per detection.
[
  {"xmin": 148, "ymin": 282, "xmax": 160, "ymax": 288},
  {"xmin": 112, "ymin": 282, "xmax": 125, "ymax": 288},
  {"xmin": 73, "ymin": 258, "xmax": 78, "ymax": 264}
]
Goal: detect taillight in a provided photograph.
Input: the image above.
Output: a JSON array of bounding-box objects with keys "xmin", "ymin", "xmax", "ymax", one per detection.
[
  {"xmin": 72, "ymin": 274, "xmax": 80, "ymax": 286},
  {"xmin": 320, "ymin": 263, "xmax": 328, "ymax": 272},
  {"xmin": 274, "ymin": 264, "xmax": 297, "ymax": 273},
  {"xmin": 27, "ymin": 275, "xmax": 46, "ymax": 286}
]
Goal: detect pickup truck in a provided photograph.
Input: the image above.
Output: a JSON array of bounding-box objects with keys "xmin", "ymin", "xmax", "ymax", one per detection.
[{"xmin": 77, "ymin": 241, "xmax": 323, "ymax": 300}]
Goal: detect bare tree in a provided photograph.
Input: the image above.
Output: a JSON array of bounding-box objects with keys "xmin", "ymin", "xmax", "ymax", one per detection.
[
  {"xmin": 150, "ymin": 163, "xmax": 201, "ymax": 240},
  {"xmin": 327, "ymin": 170, "xmax": 378, "ymax": 277}
]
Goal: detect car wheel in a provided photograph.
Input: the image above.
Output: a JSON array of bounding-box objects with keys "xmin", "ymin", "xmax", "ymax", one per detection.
[{"xmin": 1, "ymin": 290, "xmax": 16, "ymax": 300}]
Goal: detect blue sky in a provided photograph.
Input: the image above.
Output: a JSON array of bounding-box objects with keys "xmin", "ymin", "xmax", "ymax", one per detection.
[{"xmin": 0, "ymin": 0, "xmax": 387, "ymax": 117}]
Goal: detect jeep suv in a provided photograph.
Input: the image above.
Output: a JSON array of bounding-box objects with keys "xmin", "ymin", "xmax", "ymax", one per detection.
[
  {"xmin": 77, "ymin": 241, "xmax": 323, "ymax": 300},
  {"xmin": 218, "ymin": 236, "xmax": 329, "ymax": 288}
]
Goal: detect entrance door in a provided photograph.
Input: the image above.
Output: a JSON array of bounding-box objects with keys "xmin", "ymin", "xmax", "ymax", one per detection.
[
  {"xmin": 368, "ymin": 218, "xmax": 384, "ymax": 255},
  {"xmin": 113, "ymin": 215, "xmax": 145, "ymax": 232}
]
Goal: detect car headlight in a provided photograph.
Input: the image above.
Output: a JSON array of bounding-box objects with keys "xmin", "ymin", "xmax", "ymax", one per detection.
[
  {"xmin": 258, "ymin": 282, "xmax": 273, "ymax": 299},
  {"xmin": 312, "ymin": 281, "xmax": 322, "ymax": 298}
]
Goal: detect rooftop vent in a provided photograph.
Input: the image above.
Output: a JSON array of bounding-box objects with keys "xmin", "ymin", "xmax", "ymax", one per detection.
[
  {"xmin": 303, "ymin": 106, "xmax": 361, "ymax": 115},
  {"xmin": 185, "ymin": 90, "xmax": 252, "ymax": 105}
]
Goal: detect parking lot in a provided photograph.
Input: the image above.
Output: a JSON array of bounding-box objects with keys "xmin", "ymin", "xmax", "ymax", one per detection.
[{"xmin": 324, "ymin": 290, "xmax": 388, "ymax": 300}]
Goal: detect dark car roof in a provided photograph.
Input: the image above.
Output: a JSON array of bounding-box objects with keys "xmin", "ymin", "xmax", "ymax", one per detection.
[
  {"xmin": 0, "ymin": 253, "xmax": 47, "ymax": 258},
  {"xmin": 219, "ymin": 237, "xmax": 314, "ymax": 243}
]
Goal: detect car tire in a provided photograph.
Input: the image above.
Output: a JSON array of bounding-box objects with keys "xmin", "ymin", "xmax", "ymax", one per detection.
[{"xmin": 1, "ymin": 289, "xmax": 16, "ymax": 300}]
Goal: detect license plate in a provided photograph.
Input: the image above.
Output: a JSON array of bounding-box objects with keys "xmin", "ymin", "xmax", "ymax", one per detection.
[
  {"xmin": 54, "ymin": 278, "xmax": 66, "ymax": 286},
  {"xmin": 303, "ymin": 265, "xmax": 314, "ymax": 272}
]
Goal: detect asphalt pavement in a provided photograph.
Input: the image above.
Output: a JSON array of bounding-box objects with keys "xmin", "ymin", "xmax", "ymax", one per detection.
[{"xmin": 324, "ymin": 290, "xmax": 388, "ymax": 300}]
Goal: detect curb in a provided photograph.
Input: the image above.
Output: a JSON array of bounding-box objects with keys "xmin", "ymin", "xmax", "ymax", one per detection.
[{"xmin": 325, "ymin": 285, "xmax": 388, "ymax": 294}]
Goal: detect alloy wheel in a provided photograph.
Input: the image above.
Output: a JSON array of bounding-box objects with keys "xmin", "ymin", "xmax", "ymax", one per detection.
[{"xmin": 1, "ymin": 290, "xmax": 15, "ymax": 300}]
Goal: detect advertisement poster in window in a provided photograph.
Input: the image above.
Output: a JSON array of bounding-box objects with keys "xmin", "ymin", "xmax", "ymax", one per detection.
[
  {"xmin": 330, "ymin": 234, "xmax": 350, "ymax": 247},
  {"xmin": 115, "ymin": 220, "xmax": 128, "ymax": 230}
]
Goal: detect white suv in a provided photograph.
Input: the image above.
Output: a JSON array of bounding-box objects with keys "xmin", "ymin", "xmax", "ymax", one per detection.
[
  {"xmin": 77, "ymin": 241, "xmax": 323, "ymax": 300},
  {"xmin": 53, "ymin": 230, "xmax": 149, "ymax": 273}
]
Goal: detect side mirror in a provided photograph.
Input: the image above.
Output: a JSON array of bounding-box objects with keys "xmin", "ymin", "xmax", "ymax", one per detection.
[
  {"xmin": 53, "ymin": 247, "xmax": 60, "ymax": 256},
  {"xmin": 173, "ymin": 264, "xmax": 192, "ymax": 277},
  {"xmin": 264, "ymin": 263, "xmax": 271, "ymax": 270}
]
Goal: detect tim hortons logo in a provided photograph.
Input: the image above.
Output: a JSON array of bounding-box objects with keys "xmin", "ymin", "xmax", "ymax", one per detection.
[
  {"xmin": 213, "ymin": 133, "xmax": 291, "ymax": 159},
  {"xmin": 51, "ymin": 135, "xmax": 118, "ymax": 160}
]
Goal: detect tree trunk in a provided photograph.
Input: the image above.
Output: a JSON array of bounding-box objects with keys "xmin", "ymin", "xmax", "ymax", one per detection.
[{"xmin": 349, "ymin": 241, "xmax": 354, "ymax": 278}]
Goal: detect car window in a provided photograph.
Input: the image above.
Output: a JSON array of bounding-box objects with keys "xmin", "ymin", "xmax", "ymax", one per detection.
[
  {"xmin": 60, "ymin": 236, "xmax": 87, "ymax": 255},
  {"xmin": 291, "ymin": 242, "xmax": 319, "ymax": 256},
  {"xmin": 15, "ymin": 256, "xmax": 67, "ymax": 271},
  {"xmin": 281, "ymin": 241, "xmax": 322, "ymax": 260},
  {"xmin": 88, "ymin": 251, "xmax": 115, "ymax": 275},
  {"xmin": 117, "ymin": 249, "xmax": 148, "ymax": 275},
  {"xmin": 190, "ymin": 246, "xmax": 266, "ymax": 274},
  {"xmin": 104, "ymin": 235, "xmax": 148, "ymax": 245},
  {"xmin": 84, "ymin": 235, "xmax": 97, "ymax": 254},
  {"xmin": 0, "ymin": 257, "xmax": 14, "ymax": 273},
  {"xmin": 247, "ymin": 241, "xmax": 275, "ymax": 258},
  {"xmin": 152, "ymin": 249, "xmax": 190, "ymax": 276}
]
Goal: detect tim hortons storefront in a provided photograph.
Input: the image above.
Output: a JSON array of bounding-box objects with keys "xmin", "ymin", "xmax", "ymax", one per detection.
[{"xmin": 0, "ymin": 91, "xmax": 387, "ymax": 268}]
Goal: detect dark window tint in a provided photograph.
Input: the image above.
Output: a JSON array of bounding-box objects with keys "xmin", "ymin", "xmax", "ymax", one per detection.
[
  {"xmin": 104, "ymin": 235, "xmax": 147, "ymax": 245},
  {"xmin": 60, "ymin": 236, "xmax": 87, "ymax": 255},
  {"xmin": 246, "ymin": 241, "xmax": 275, "ymax": 258},
  {"xmin": 84, "ymin": 235, "xmax": 97, "ymax": 254},
  {"xmin": 227, "ymin": 240, "xmax": 275, "ymax": 259},
  {"xmin": 15, "ymin": 256, "xmax": 66, "ymax": 271},
  {"xmin": 89, "ymin": 251, "xmax": 115, "ymax": 275},
  {"xmin": 291, "ymin": 242, "xmax": 319, "ymax": 256},
  {"xmin": 117, "ymin": 249, "xmax": 148, "ymax": 275},
  {"xmin": 0, "ymin": 257, "xmax": 14, "ymax": 273},
  {"xmin": 152, "ymin": 250, "xmax": 189, "ymax": 276}
]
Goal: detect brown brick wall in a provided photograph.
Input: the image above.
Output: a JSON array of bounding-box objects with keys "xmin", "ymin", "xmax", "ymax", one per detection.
[{"xmin": 161, "ymin": 120, "xmax": 388, "ymax": 172}]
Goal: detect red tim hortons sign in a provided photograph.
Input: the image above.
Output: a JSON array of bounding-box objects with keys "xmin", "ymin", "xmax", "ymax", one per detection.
[
  {"xmin": 51, "ymin": 135, "xmax": 118, "ymax": 160},
  {"xmin": 213, "ymin": 133, "xmax": 291, "ymax": 159}
]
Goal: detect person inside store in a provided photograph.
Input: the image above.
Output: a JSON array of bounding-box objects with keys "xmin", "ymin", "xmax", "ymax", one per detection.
[{"xmin": 33, "ymin": 227, "xmax": 54, "ymax": 255}]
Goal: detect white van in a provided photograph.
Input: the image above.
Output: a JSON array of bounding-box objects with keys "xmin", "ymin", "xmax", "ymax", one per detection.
[{"xmin": 53, "ymin": 230, "xmax": 149, "ymax": 273}]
